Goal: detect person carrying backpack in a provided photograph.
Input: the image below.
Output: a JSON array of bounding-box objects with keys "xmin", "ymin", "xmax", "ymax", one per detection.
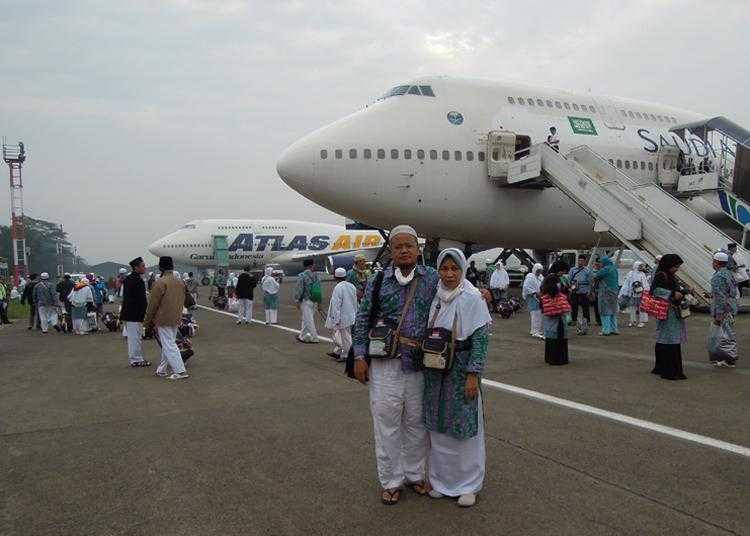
[{"xmin": 294, "ymin": 259, "xmax": 321, "ymax": 343}]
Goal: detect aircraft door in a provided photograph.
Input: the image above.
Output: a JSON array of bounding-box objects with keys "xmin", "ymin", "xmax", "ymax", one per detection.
[
  {"xmin": 212, "ymin": 235, "xmax": 229, "ymax": 269},
  {"xmin": 656, "ymin": 146, "xmax": 680, "ymax": 189},
  {"xmin": 487, "ymin": 130, "xmax": 517, "ymax": 179},
  {"xmin": 591, "ymin": 97, "xmax": 625, "ymax": 130}
]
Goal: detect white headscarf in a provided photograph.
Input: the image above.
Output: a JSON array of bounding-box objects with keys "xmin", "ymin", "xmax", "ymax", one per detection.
[
  {"xmin": 262, "ymin": 266, "xmax": 280, "ymax": 294},
  {"xmin": 619, "ymin": 261, "xmax": 650, "ymax": 298},
  {"xmin": 429, "ymin": 248, "xmax": 491, "ymax": 341},
  {"xmin": 522, "ymin": 263, "xmax": 543, "ymax": 299},
  {"xmin": 490, "ymin": 263, "xmax": 509, "ymax": 289}
]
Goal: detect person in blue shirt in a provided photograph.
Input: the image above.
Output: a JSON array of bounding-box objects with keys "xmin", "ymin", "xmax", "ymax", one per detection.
[
  {"xmin": 592, "ymin": 256, "xmax": 620, "ymax": 336},
  {"xmin": 567, "ymin": 255, "xmax": 592, "ymax": 330}
]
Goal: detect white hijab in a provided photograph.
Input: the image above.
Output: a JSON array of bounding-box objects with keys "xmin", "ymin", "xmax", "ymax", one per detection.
[
  {"xmin": 429, "ymin": 248, "xmax": 491, "ymax": 341},
  {"xmin": 261, "ymin": 267, "xmax": 280, "ymax": 294},
  {"xmin": 522, "ymin": 263, "xmax": 544, "ymax": 298},
  {"xmin": 490, "ymin": 263, "xmax": 510, "ymax": 289}
]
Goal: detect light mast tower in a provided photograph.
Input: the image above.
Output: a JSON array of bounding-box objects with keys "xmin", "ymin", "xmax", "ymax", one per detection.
[{"xmin": 3, "ymin": 140, "xmax": 27, "ymax": 285}]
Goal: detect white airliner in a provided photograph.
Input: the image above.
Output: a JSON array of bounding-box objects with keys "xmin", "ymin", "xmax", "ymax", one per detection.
[
  {"xmin": 276, "ymin": 75, "xmax": 729, "ymax": 251},
  {"xmin": 148, "ymin": 219, "xmax": 383, "ymax": 278}
]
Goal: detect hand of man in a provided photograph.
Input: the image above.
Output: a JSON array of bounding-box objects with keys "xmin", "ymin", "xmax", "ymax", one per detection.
[
  {"xmin": 295, "ymin": 302, "xmax": 301, "ymax": 311},
  {"xmin": 465, "ymin": 373, "xmax": 479, "ymax": 399},
  {"xmin": 354, "ymin": 359, "xmax": 369, "ymax": 384}
]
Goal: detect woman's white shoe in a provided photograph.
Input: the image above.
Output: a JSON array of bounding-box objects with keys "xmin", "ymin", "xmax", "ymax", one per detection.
[{"xmin": 457, "ymin": 493, "xmax": 476, "ymax": 507}]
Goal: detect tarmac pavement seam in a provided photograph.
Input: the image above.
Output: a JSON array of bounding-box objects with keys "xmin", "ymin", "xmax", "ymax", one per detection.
[{"xmin": 483, "ymin": 430, "xmax": 743, "ymax": 536}]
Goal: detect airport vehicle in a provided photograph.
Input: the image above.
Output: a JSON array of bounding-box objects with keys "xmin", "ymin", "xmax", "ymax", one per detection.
[
  {"xmin": 148, "ymin": 219, "xmax": 383, "ymax": 282},
  {"xmin": 276, "ymin": 76, "xmax": 750, "ymax": 302}
]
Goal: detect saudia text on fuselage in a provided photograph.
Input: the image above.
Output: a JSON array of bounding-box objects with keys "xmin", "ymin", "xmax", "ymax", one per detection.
[{"xmin": 188, "ymin": 233, "xmax": 381, "ymax": 261}]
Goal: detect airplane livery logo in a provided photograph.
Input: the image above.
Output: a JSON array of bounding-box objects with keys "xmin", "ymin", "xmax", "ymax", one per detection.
[{"xmin": 227, "ymin": 233, "xmax": 381, "ymax": 252}]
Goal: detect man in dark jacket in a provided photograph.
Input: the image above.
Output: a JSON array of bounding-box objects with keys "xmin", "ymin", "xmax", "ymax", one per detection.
[
  {"xmin": 120, "ymin": 257, "xmax": 150, "ymax": 367},
  {"xmin": 235, "ymin": 266, "xmax": 257, "ymax": 325},
  {"xmin": 21, "ymin": 273, "xmax": 39, "ymax": 330},
  {"xmin": 56, "ymin": 273, "xmax": 75, "ymax": 323}
]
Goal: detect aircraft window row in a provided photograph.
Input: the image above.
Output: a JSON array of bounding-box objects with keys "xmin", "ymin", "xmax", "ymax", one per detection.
[
  {"xmin": 380, "ymin": 85, "xmax": 436, "ymax": 100},
  {"xmin": 507, "ymin": 96, "xmax": 596, "ymax": 114},
  {"xmin": 619, "ymin": 109, "xmax": 677, "ymax": 123},
  {"xmin": 321, "ymin": 148, "xmax": 485, "ymax": 162},
  {"xmin": 165, "ymin": 244, "xmax": 207, "ymax": 248},
  {"xmin": 218, "ymin": 225, "xmax": 253, "ymax": 230},
  {"xmin": 608, "ymin": 158, "xmax": 657, "ymax": 171}
]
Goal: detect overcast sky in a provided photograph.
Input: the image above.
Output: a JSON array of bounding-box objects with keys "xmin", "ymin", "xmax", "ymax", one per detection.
[{"xmin": 1, "ymin": 0, "xmax": 748, "ymax": 264}]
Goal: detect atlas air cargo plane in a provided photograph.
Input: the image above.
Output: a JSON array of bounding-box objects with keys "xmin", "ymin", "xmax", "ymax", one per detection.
[
  {"xmin": 277, "ymin": 75, "xmax": 728, "ymax": 250},
  {"xmin": 148, "ymin": 219, "xmax": 383, "ymax": 276}
]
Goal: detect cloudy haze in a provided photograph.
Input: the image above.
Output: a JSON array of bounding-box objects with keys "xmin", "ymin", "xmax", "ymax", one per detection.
[{"xmin": 1, "ymin": 0, "xmax": 748, "ymax": 264}]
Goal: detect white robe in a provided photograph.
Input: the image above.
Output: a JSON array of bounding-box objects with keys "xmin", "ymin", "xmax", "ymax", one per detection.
[
  {"xmin": 489, "ymin": 268, "xmax": 509, "ymax": 290},
  {"xmin": 325, "ymin": 281, "xmax": 358, "ymax": 329}
]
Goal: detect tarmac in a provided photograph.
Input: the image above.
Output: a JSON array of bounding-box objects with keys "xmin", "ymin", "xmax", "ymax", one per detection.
[{"xmin": 1, "ymin": 280, "xmax": 749, "ymax": 536}]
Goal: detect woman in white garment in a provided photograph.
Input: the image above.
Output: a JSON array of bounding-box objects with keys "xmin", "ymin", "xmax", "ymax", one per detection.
[
  {"xmin": 619, "ymin": 261, "xmax": 650, "ymax": 328},
  {"xmin": 68, "ymin": 278, "xmax": 94, "ymax": 335},
  {"xmin": 424, "ymin": 248, "xmax": 492, "ymax": 508},
  {"xmin": 522, "ymin": 263, "xmax": 545, "ymax": 338},
  {"xmin": 489, "ymin": 261, "xmax": 510, "ymax": 312},
  {"xmin": 261, "ymin": 266, "xmax": 280, "ymax": 325}
]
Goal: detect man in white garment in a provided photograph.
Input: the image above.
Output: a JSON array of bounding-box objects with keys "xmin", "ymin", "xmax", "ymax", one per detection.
[
  {"xmin": 120, "ymin": 257, "xmax": 151, "ymax": 367},
  {"xmin": 294, "ymin": 259, "xmax": 320, "ymax": 343},
  {"xmin": 325, "ymin": 267, "xmax": 358, "ymax": 361},
  {"xmin": 33, "ymin": 273, "xmax": 59, "ymax": 334},
  {"xmin": 523, "ymin": 263, "xmax": 544, "ymax": 338},
  {"xmin": 352, "ymin": 225, "xmax": 439, "ymax": 505}
]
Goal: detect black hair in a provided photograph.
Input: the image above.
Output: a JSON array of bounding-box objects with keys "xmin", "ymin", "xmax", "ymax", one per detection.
[
  {"xmin": 541, "ymin": 273, "xmax": 560, "ymax": 297},
  {"xmin": 578, "ymin": 254, "xmax": 587, "ymax": 260}
]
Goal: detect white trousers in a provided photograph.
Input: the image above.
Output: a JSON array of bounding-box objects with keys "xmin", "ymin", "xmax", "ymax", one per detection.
[
  {"xmin": 369, "ymin": 358, "xmax": 427, "ymax": 489},
  {"xmin": 125, "ymin": 321, "xmax": 146, "ymax": 364},
  {"xmin": 299, "ymin": 300, "xmax": 318, "ymax": 342},
  {"xmin": 332, "ymin": 327, "xmax": 352, "ymax": 357},
  {"xmin": 156, "ymin": 326, "xmax": 186, "ymax": 375},
  {"xmin": 73, "ymin": 318, "xmax": 87, "ymax": 333},
  {"xmin": 530, "ymin": 310, "xmax": 542, "ymax": 336},
  {"xmin": 237, "ymin": 299, "xmax": 253, "ymax": 323},
  {"xmin": 265, "ymin": 309, "xmax": 278, "ymax": 324},
  {"xmin": 38, "ymin": 306, "xmax": 58, "ymax": 332},
  {"xmin": 429, "ymin": 393, "xmax": 485, "ymax": 497}
]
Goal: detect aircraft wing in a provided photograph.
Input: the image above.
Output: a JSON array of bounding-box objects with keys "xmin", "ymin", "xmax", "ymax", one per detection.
[{"xmin": 283, "ymin": 245, "xmax": 382, "ymax": 263}]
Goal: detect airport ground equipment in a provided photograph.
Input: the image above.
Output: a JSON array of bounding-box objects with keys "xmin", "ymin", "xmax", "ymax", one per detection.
[
  {"xmin": 491, "ymin": 142, "xmax": 749, "ymax": 306},
  {"xmin": 3, "ymin": 140, "xmax": 27, "ymax": 285}
]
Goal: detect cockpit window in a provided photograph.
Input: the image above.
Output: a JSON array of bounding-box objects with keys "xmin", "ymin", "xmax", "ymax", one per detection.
[
  {"xmin": 379, "ymin": 85, "xmax": 436, "ymax": 100},
  {"xmin": 181, "ymin": 224, "xmax": 196, "ymax": 229}
]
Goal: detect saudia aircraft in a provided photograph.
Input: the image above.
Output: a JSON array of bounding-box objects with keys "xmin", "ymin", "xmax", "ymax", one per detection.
[
  {"xmin": 276, "ymin": 75, "xmax": 732, "ymax": 251},
  {"xmin": 148, "ymin": 219, "xmax": 383, "ymax": 279}
]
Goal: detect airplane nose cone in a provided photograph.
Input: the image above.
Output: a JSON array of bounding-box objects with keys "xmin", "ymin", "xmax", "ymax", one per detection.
[
  {"xmin": 148, "ymin": 240, "xmax": 163, "ymax": 258},
  {"xmin": 277, "ymin": 139, "xmax": 314, "ymax": 192}
]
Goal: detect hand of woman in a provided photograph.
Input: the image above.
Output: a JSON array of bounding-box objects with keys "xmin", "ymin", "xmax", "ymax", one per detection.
[
  {"xmin": 674, "ymin": 291, "xmax": 684, "ymax": 301},
  {"xmin": 465, "ymin": 373, "xmax": 479, "ymax": 400}
]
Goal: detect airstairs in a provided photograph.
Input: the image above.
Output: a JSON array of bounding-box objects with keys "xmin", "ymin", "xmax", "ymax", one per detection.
[{"xmin": 501, "ymin": 143, "xmax": 750, "ymax": 305}]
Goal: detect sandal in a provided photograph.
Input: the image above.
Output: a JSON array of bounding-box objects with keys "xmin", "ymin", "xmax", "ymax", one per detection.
[
  {"xmin": 409, "ymin": 480, "xmax": 431, "ymax": 496},
  {"xmin": 381, "ymin": 488, "xmax": 401, "ymax": 505},
  {"xmin": 131, "ymin": 361, "xmax": 152, "ymax": 367}
]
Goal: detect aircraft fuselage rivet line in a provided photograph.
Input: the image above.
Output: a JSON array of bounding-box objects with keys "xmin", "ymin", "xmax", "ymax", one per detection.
[{"xmin": 197, "ymin": 305, "xmax": 750, "ymax": 458}]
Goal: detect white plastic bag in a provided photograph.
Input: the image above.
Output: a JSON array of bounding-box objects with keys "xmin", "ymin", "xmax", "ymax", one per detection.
[
  {"xmin": 227, "ymin": 298, "xmax": 239, "ymax": 313},
  {"xmin": 707, "ymin": 319, "xmax": 737, "ymax": 363}
]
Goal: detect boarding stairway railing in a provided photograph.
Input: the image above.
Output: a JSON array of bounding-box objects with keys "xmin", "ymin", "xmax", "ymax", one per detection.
[{"xmin": 506, "ymin": 143, "xmax": 750, "ymax": 306}]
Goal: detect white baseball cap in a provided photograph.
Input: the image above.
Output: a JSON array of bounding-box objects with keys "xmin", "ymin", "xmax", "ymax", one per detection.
[{"xmin": 334, "ymin": 267, "xmax": 347, "ymax": 278}]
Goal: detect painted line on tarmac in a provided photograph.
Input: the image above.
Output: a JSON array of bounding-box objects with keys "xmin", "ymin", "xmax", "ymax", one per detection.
[
  {"xmin": 481, "ymin": 379, "xmax": 750, "ymax": 458},
  {"xmin": 197, "ymin": 305, "xmax": 750, "ymax": 458}
]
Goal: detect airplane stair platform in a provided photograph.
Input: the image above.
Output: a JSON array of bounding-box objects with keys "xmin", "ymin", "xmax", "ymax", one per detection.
[{"xmin": 507, "ymin": 143, "xmax": 750, "ymax": 306}]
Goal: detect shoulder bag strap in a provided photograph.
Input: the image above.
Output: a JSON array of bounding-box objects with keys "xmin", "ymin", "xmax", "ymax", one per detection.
[{"xmin": 390, "ymin": 275, "xmax": 420, "ymax": 357}]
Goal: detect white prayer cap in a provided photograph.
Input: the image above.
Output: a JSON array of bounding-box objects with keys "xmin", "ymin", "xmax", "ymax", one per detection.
[
  {"xmin": 119, "ymin": 268, "xmax": 127, "ymax": 274},
  {"xmin": 713, "ymin": 251, "xmax": 729, "ymax": 262},
  {"xmin": 334, "ymin": 267, "xmax": 347, "ymax": 278},
  {"xmin": 389, "ymin": 224, "xmax": 417, "ymax": 240},
  {"xmin": 40, "ymin": 272, "xmax": 49, "ymax": 279}
]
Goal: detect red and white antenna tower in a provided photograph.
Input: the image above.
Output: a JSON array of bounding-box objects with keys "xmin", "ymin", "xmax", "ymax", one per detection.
[{"xmin": 3, "ymin": 139, "xmax": 27, "ymax": 285}]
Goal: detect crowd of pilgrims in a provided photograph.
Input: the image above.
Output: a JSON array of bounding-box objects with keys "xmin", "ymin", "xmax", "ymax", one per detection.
[{"xmin": 3, "ymin": 226, "xmax": 742, "ymax": 507}]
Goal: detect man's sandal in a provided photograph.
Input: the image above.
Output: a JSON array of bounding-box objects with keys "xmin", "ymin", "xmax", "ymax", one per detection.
[{"xmin": 381, "ymin": 488, "xmax": 401, "ymax": 505}]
